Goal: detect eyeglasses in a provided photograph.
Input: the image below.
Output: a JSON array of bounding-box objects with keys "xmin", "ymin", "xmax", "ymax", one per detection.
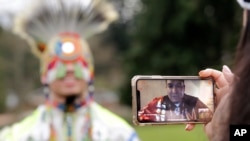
[{"xmin": 238, "ymin": 0, "xmax": 250, "ymax": 10}]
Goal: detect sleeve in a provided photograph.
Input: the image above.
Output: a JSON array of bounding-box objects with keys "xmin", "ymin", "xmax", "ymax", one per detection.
[
  {"xmin": 0, "ymin": 120, "xmax": 31, "ymax": 141},
  {"xmin": 0, "ymin": 107, "xmax": 44, "ymax": 141},
  {"xmin": 138, "ymin": 97, "xmax": 162, "ymax": 121},
  {"xmin": 0, "ymin": 126, "xmax": 14, "ymax": 141}
]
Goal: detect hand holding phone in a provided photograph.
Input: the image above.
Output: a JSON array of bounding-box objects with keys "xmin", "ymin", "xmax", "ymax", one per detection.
[{"xmin": 132, "ymin": 75, "xmax": 215, "ymax": 125}]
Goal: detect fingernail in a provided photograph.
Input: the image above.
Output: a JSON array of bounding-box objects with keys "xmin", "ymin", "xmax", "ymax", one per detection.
[
  {"xmin": 222, "ymin": 65, "xmax": 232, "ymax": 73},
  {"xmin": 198, "ymin": 71, "xmax": 204, "ymax": 76}
]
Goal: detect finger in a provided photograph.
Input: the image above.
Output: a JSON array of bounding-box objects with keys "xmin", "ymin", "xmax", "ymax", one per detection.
[
  {"xmin": 199, "ymin": 68, "xmax": 228, "ymax": 88},
  {"xmin": 222, "ymin": 65, "xmax": 234, "ymax": 84},
  {"xmin": 214, "ymin": 87, "xmax": 224, "ymax": 104},
  {"xmin": 199, "ymin": 69, "xmax": 221, "ymax": 78},
  {"xmin": 185, "ymin": 123, "xmax": 195, "ymax": 131},
  {"xmin": 204, "ymin": 122, "xmax": 213, "ymax": 139},
  {"xmin": 214, "ymin": 85, "xmax": 232, "ymax": 103}
]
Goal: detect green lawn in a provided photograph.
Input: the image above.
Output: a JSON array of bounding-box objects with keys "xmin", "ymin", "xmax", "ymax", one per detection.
[{"xmin": 134, "ymin": 124, "xmax": 209, "ymax": 141}]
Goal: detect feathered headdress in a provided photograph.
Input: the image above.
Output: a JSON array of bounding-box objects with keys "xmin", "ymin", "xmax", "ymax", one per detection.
[{"xmin": 0, "ymin": 0, "xmax": 118, "ymax": 84}]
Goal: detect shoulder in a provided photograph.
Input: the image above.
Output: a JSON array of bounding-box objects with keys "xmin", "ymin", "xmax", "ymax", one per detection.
[
  {"xmin": 148, "ymin": 96, "xmax": 165, "ymax": 105},
  {"xmin": 183, "ymin": 94, "xmax": 198, "ymax": 105},
  {"xmin": 0, "ymin": 106, "xmax": 45, "ymax": 141},
  {"xmin": 152, "ymin": 96, "xmax": 164, "ymax": 102},
  {"xmin": 183, "ymin": 94, "xmax": 198, "ymax": 100}
]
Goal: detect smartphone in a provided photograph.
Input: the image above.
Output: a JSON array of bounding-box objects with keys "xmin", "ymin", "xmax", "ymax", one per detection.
[{"xmin": 132, "ymin": 75, "xmax": 215, "ymax": 126}]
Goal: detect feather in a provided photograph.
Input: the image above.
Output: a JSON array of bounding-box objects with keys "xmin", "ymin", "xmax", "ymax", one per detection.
[
  {"xmin": 0, "ymin": 0, "xmax": 118, "ymax": 77},
  {"xmin": 13, "ymin": 0, "xmax": 118, "ymax": 57},
  {"xmin": 0, "ymin": 0, "xmax": 33, "ymax": 30}
]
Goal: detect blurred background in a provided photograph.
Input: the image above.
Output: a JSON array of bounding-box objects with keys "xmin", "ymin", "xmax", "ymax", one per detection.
[{"xmin": 0, "ymin": 0, "xmax": 242, "ymax": 140}]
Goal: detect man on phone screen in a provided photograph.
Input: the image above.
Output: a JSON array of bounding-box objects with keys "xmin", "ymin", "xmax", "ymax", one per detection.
[{"xmin": 138, "ymin": 79, "xmax": 212, "ymax": 122}]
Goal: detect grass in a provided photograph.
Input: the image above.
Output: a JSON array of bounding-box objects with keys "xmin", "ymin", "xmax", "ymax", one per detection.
[{"xmin": 134, "ymin": 124, "xmax": 209, "ymax": 141}]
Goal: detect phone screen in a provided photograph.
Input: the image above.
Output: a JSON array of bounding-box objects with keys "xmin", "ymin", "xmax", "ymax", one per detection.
[{"xmin": 132, "ymin": 76, "xmax": 214, "ymax": 125}]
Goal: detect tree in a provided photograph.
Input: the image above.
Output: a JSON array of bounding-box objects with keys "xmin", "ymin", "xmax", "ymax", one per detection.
[{"xmin": 112, "ymin": 0, "xmax": 241, "ymax": 106}]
